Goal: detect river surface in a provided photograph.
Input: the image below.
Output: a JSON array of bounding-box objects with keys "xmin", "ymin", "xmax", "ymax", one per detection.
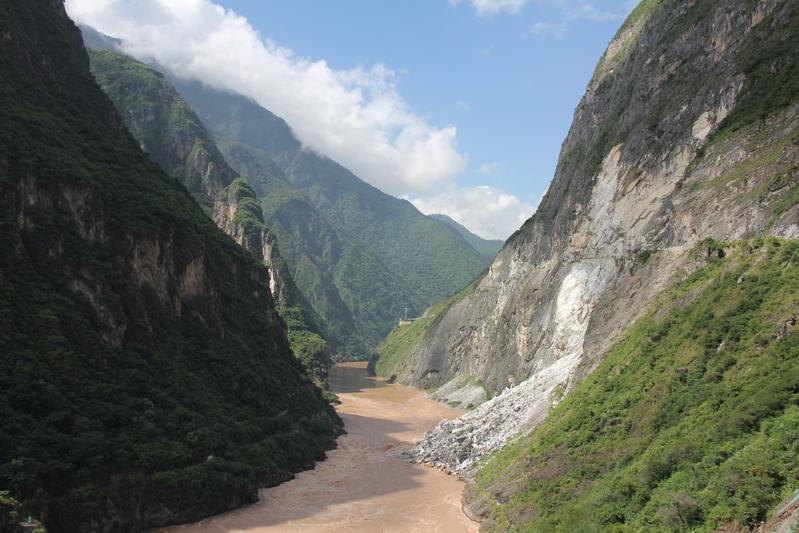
[{"xmin": 155, "ymin": 362, "xmax": 477, "ymax": 533}]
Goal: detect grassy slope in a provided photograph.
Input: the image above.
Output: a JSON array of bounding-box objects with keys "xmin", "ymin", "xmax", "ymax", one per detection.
[
  {"xmin": 470, "ymin": 239, "xmax": 799, "ymax": 532},
  {"xmin": 375, "ymin": 274, "xmax": 484, "ymax": 379},
  {"xmin": 88, "ymin": 49, "xmax": 236, "ymax": 204}
]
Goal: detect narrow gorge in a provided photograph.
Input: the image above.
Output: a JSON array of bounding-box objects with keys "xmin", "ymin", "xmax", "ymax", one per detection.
[{"xmin": 1, "ymin": 0, "xmax": 797, "ymax": 532}]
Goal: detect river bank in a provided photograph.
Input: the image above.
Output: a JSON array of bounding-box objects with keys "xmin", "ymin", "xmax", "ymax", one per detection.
[{"xmin": 153, "ymin": 362, "xmax": 477, "ymax": 532}]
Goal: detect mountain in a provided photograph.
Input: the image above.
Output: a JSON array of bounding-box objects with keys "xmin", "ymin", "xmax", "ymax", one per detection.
[
  {"xmin": 467, "ymin": 238, "xmax": 799, "ymax": 531},
  {"xmin": 75, "ymin": 22, "xmax": 120, "ymax": 51},
  {"xmin": 218, "ymin": 137, "xmax": 416, "ymax": 358},
  {"xmin": 375, "ymin": 0, "xmax": 799, "ymax": 529},
  {"xmin": 0, "ymin": 2, "xmax": 340, "ymax": 531},
  {"xmin": 86, "ymin": 48, "xmax": 237, "ymax": 207},
  {"xmin": 85, "ymin": 46, "xmax": 333, "ymax": 382},
  {"xmin": 429, "ymin": 213, "xmax": 504, "ymax": 261},
  {"xmin": 170, "ymin": 79, "xmax": 492, "ymax": 357}
]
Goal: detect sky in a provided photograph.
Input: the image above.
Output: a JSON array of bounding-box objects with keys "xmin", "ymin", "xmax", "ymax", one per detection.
[{"xmin": 66, "ymin": 0, "xmax": 638, "ymax": 239}]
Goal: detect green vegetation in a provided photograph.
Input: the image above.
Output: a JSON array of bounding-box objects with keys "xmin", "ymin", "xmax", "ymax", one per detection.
[
  {"xmin": 691, "ymin": 139, "xmax": 789, "ymax": 193},
  {"xmin": 375, "ymin": 274, "xmax": 484, "ymax": 379},
  {"xmin": 771, "ymin": 167, "xmax": 799, "ymax": 222},
  {"xmin": 471, "ymin": 239, "xmax": 799, "ymax": 532},
  {"xmin": 88, "ymin": 49, "xmax": 333, "ymax": 380},
  {"xmin": 711, "ymin": 1, "xmax": 799, "ymax": 143},
  {"xmin": 0, "ymin": 3, "xmax": 340, "ymax": 530},
  {"xmin": 216, "ymin": 178, "xmax": 268, "ymax": 242},
  {"xmin": 429, "ymin": 214, "xmax": 504, "ymax": 261},
  {"xmin": 220, "ymin": 138, "xmax": 412, "ymax": 360},
  {"xmin": 88, "ymin": 49, "xmax": 237, "ymax": 199},
  {"xmin": 174, "ymin": 79, "xmax": 491, "ymax": 357},
  {"xmin": 279, "ymin": 305, "xmax": 331, "ymax": 384},
  {"xmin": 0, "ymin": 491, "xmax": 20, "ymax": 533}
]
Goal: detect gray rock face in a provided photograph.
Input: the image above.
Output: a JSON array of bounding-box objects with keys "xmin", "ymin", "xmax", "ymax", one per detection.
[{"xmin": 402, "ymin": 0, "xmax": 799, "ymax": 476}]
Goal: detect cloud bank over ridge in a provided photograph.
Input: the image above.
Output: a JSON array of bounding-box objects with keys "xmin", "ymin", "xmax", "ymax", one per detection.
[{"xmin": 66, "ymin": 0, "xmax": 535, "ymax": 238}]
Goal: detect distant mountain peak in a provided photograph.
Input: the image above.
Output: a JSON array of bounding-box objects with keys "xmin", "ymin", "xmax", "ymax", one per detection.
[
  {"xmin": 78, "ymin": 23, "xmax": 122, "ymax": 52},
  {"xmin": 429, "ymin": 213, "xmax": 504, "ymax": 261}
]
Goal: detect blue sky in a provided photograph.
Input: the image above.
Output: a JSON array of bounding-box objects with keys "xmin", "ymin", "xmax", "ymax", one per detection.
[
  {"xmin": 223, "ymin": 0, "xmax": 634, "ymax": 200},
  {"xmin": 67, "ymin": 0, "xmax": 637, "ymax": 238}
]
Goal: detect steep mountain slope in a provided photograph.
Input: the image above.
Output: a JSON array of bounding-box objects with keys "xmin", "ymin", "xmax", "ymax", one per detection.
[
  {"xmin": 220, "ymin": 139, "xmax": 415, "ymax": 358},
  {"xmin": 469, "ymin": 239, "xmax": 799, "ymax": 531},
  {"xmin": 376, "ymin": 0, "xmax": 799, "ymax": 479},
  {"xmin": 0, "ymin": 2, "xmax": 340, "ymax": 532},
  {"xmin": 171, "ymin": 79, "xmax": 491, "ymax": 352},
  {"xmin": 429, "ymin": 213, "xmax": 504, "ymax": 261},
  {"xmin": 87, "ymin": 49, "xmax": 236, "ymax": 207},
  {"xmin": 86, "ymin": 47, "xmax": 332, "ymax": 381}
]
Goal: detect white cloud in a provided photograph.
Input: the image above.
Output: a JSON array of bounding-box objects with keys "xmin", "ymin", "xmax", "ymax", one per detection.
[
  {"xmin": 454, "ymin": 0, "xmax": 529, "ymax": 17},
  {"xmin": 529, "ymin": 21, "xmax": 566, "ymax": 39},
  {"xmin": 567, "ymin": 2, "xmax": 622, "ymax": 22},
  {"xmin": 478, "ymin": 161, "xmax": 501, "ymax": 174},
  {"xmin": 527, "ymin": 2, "xmax": 627, "ymax": 40},
  {"xmin": 65, "ymin": 0, "xmax": 466, "ymax": 197},
  {"xmin": 67, "ymin": 0, "xmax": 538, "ymax": 239},
  {"xmin": 410, "ymin": 185, "xmax": 536, "ymax": 240},
  {"xmin": 453, "ymin": 0, "xmax": 626, "ymax": 19},
  {"xmin": 455, "ymin": 99, "xmax": 471, "ymax": 111}
]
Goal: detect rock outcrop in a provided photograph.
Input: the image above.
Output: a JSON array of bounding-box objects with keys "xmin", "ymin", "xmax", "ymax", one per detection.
[{"xmin": 384, "ymin": 0, "xmax": 799, "ymax": 476}]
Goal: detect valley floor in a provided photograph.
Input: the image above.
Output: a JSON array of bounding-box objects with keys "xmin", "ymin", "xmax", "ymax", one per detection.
[{"xmin": 152, "ymin": 362, "xmax": 476, "ymax": 533}]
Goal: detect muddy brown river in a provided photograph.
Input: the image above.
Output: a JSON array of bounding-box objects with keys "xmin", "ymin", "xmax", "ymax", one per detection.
[{"xmin": 155, "ymin": 362, "xmax": 477, "ymax": 533}]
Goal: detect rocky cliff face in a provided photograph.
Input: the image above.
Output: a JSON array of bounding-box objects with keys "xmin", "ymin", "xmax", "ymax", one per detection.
[
  {"xmin": 385, "ymin": 0, "xmax": 799, "ymax": 476},
  {"xmin": 211, "ymin": 177, "xmax": 304, "ymax": 307},
  {"xmin": 0, "ymin": 2, "xmax": 340, "ymax": 531}
]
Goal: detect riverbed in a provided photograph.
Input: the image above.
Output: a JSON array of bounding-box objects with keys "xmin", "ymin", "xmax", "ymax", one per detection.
[{"xmin": 154, "ymin": 362, "xmax": 477, "ymax": 533}]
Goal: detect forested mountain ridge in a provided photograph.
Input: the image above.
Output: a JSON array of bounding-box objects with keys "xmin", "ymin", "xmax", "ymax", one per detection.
[
  {"xmin": 429, "ymin": 213, "xmax": 504, "ymax": 261},
  {"xmin": 81, "ymin": 38, "xmax": 490, "ymax": 359},
  {"xmin": 86, "ymin": 47, "xmax": 332, "ymax": 382},
  {"xmin": 374, "ymin": 2, "xmax": 799, "ymax": 529},
  {"xmin": 87, "ymin": 49, "xmax": 236, "ymax": 206},
  {"xmin": 0, "ymin": 2, "xmax": 340, "ymax": 531},
  {"xmin": 171, "ymin": 79, "xmax": 492, "ymax": 357},
  {"xmin": 219, "ymin": 137, "xmax": 417, "ymax": 358}
]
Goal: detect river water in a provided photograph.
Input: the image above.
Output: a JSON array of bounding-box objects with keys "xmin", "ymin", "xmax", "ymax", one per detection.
[{"xmin": 154, "ymin": 362, "xmax": 477, "ymax": 533}]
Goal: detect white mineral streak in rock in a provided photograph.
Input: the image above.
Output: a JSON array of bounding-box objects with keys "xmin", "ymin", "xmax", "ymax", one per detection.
[
  {"xmin": 407, "ymin": 1, "xmax": 798, "ymax": 488},
  {"xmin": 692, "ymin": 112, "xmax": 714, "ymax": 142},
  {"xmin": 775, "ymin": 206, "xmax": 799, "ymax": 240},
  {"xmin": 414, "ymin": 261, "xmax": 613, "ymax": 477},
  {"xmin": 691, "ymin": 83, "xmax": 740, "ymax": 143}
]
